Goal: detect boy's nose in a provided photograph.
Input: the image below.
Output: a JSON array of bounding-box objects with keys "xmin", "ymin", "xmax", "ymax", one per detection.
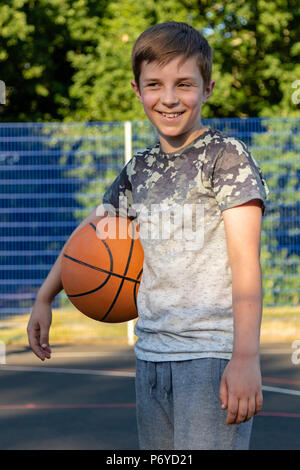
[{"xmin": 160, "ymin": 88, "xmax": 180, "ymax": 106}]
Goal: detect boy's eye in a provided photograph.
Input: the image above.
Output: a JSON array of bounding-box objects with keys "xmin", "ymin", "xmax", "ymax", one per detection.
[{"xmin": 145, "ymin": 82, "xmax": 192, "ymax": 88}]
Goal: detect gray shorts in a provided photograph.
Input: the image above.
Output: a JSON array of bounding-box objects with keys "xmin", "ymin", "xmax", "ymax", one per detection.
[{"xmin": 135, "ymin": 357, "xmax": 253, "ymax": 450}]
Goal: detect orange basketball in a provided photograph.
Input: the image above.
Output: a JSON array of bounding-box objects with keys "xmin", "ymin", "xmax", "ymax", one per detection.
[{"xmin": 61, "ymin": 216, "xmax": 144, "ymax": 323}]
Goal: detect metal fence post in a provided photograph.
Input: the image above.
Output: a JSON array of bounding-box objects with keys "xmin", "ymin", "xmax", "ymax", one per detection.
[{"xmin": 124, "ymin": 121, "xmax": 135, "ymax": 347}]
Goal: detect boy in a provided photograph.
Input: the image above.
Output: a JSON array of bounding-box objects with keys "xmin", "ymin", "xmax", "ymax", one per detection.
[{"xmin": 28, "ymin": 22, "xmax": 269, "ymax": 450}]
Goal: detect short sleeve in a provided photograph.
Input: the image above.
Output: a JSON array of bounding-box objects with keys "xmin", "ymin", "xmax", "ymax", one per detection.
[
  {"xmin": 212, "ymin": 137, "xmax": 270, "ymax": 216},
  {"xmin": 102, "ymin": 159, "xmax": 137, "ymax": 219}
]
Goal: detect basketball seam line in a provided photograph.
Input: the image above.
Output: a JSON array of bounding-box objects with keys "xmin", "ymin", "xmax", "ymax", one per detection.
[
  {"xmin": 63, "ymin": 253, "xmax": 141, "ymax": 288},
  {"xmin": 95, "ymin": 220, "xmax": 136, "ymax": 321}
]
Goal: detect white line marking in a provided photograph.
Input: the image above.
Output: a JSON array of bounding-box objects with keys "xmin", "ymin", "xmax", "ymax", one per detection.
[
  {"xmin": 0, "ymin": 365, "xmax": 135, "ymax": 378},
  {"xmin": 1, "ymin": 366, "xmax": 299, "ymax": 397},
  {"xmin": 262, "ymin": 385, "xmax": 300, "ymax": 397}
]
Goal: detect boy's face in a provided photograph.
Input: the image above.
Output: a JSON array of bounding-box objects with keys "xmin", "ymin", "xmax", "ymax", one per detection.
[{"xmin": 131, "ymin": 55, "xmax": 215, "ymax": 153}]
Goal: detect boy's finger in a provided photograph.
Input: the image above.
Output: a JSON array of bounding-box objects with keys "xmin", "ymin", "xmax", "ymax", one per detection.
[
  {"xmin": 247, "ymin": 396, "xmax": 256, "ymax": 421},
  {"xmin": 28, "ymin": 333, "xmax": 46, "ymax": 360},
  {"xmin": 235, "ymin": 398, "xmax": 248, "ymax": 424},
  {"xmin": 40, "ymin": 329, "xmax": 50, "ymax": 350},
  {"xmin": 41, "ymin": 343, "xmax": 51, "ymax": 359},
  {"xmin": 226, "ymin": 395, "xmax": 238, "ymax": 425},
  {"xmin": 255, "ymin": 391, "xmax": 263, "ymax": 415},
  {"xmin": 219, "ymin": 376, "xmax": 228, "ymax": 410},
  {"xmin": 39, "ymin": 326, "xmax": 52, "ymax": 357},
  {"xmin": 27, "ymin": 324, "xmax": 47, "ymax": 360}
]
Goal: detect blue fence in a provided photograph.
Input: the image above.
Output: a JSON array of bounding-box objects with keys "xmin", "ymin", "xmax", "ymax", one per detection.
[{"xmin": 0, "ymin": 117, "xmax": 299, "ymax": 318}]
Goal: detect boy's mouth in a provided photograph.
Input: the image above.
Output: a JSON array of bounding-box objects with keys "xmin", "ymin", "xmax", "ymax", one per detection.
[{"xmin": 158, "ymin": 111, "xmax": 185, "ymax": 120}]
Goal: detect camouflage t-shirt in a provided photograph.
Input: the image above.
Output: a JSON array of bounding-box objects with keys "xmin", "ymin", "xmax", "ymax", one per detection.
[{"xmin": 102, "ymin": 127, "xmax": 270, "ymax": 361}]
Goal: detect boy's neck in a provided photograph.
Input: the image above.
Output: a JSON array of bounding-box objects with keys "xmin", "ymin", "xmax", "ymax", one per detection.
[{"xmin": 159, "ymin": 126, "xmax": 209, "ymax": 154}]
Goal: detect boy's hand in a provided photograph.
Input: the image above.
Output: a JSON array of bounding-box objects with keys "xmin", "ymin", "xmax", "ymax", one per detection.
[
  {"xmin": 219, "ymin": 355, "xmax": 263, "ymax": 425},
  {"xmin": 27, "ymin": 297, "xmax": 52, "ymax": 361}
]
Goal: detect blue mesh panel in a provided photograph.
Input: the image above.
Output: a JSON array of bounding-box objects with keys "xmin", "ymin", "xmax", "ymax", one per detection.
[{"xmin": 0, "ymin": 118, "xmax": 299, "ymax": 318}]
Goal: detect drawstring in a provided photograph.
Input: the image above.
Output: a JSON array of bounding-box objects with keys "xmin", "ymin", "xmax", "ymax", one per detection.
[
  {"xmin": 162, "ymin": 362, "xmax": 172, "ymax": 400},
  {"xmin": 148, "ymin": 361, "xmax": 172, "ymax": 399},
  {"xmin": 148, "ymin": 362, "xmax": 156, "ymax": 396}
]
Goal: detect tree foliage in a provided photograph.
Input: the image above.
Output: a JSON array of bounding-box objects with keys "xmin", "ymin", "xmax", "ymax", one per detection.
[{"xmin": 0, "ymin": 0, "xmax": 299, "ymax": 122}]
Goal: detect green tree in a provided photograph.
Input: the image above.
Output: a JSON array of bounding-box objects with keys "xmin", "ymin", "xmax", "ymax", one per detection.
[
  {"xmin": 0, "ymin": 0, "xmax": 109, "ymax": 122},
  {"xmin": 206, "ymin": 0, "xmax": 300, "ymax": 118},
  {"xmin": 67, "ymin": 0, "xmax": 300, "ymax": 121},
  {"xmin": 0, "ymin": 0, "xmax": 299, "ymax": 121}
]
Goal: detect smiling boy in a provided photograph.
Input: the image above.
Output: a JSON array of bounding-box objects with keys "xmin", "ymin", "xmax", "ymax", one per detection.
[
  {"xmin": 120, "ymin": 21, "xmax": 269, "ymax": 450},
  {"xmin": 131, "ymin": 54, "xmax": 211, "ymax": 153},
  {"xmin": 27, "ymin": 21, "xmax": 269, "ymax": 450}
]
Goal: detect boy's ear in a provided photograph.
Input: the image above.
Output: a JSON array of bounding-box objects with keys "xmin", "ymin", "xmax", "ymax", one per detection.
[
  {"xmin": 131, "ymin": 80, "xmax": 143, "ymax": 103},
  {"xmin": 203, "ymin": 79, "xmax": 215, "ymax": 103}
]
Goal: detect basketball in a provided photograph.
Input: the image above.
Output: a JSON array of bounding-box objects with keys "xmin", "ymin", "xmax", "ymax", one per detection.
[{"xmin": 61, "ymin": 216, "xmax": 144, "ymax": 323}]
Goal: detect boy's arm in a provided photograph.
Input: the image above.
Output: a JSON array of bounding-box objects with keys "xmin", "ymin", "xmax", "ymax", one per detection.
[
  {"xmin": 219, "ymin": 198, "xmax": 264, "ymax": 425},
  {"xmin": 27, "ymin": 204, "xmax": 107, "ymax": 360}
]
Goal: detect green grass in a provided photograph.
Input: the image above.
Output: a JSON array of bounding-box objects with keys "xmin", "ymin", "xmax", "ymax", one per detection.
[
  {"xmin": 260, "ymin": 305, "xmax": 300, "ymax": 343},
  {"xmin": 0, "ymin": 305, "xmax": 299, "ymax": 346},
  {"xmin": 0, "ymin": 308, "xmax": 136, "ymax": 346}
]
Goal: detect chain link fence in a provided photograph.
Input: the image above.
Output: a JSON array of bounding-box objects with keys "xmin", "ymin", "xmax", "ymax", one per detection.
[{"xmin": 0, "ymin": 117, "xmax": 299, "ymax": 321}]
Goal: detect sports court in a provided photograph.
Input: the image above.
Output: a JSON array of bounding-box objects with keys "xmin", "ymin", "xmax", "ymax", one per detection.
[
  {"xmin": 0, "ymin": 3, "xmax": 299, "ymax": 453},
  {"xmin": 0, "ymin": 341, "xmax": 299, "ymax": 450}
]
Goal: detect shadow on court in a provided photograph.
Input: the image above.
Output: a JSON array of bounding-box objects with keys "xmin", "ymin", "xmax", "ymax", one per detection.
[{"xmin": 0, "ymin": 342, "xmax": 299, "ymax": 450}]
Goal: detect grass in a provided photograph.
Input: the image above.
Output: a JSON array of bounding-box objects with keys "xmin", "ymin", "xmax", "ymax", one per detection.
[
  {"xmin": 260, "ymin": 305, "xmax": 300, "ymax": 343},
  {"xmin": 0, "ymin": 308, "xmax": 132, "ymax": 346},
  {"xmin": 0, "ymin": 305, "xmax": 299, "ymax": 347}
]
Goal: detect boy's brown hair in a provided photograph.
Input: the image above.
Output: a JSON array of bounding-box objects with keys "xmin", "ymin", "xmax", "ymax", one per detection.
[{"xmin": 132, "ymin": 21, "xmax": 213, "ymax": 93}]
